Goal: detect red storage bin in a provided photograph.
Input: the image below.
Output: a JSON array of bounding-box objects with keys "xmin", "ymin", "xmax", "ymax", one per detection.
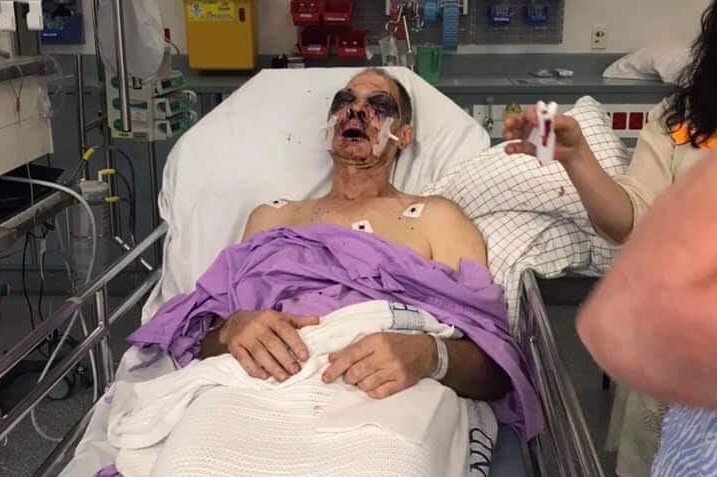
[
  {"xmin": 299, "ymin": 28, "xmax": 331, "ymax": 59},
  {"xmin": 336, "ymin": 30, "xmax": 366, "ymax": 59},
  {"xmin": 291, "ymin": 0, "xmax": 322, "ymax": 26},
  {"xmin": 323, "ymin": 0, "xmax": 352, "ymax": 25}
]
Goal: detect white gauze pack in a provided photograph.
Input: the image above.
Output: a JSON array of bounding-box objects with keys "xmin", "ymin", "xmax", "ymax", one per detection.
[{"xmin": 528, "ymin": 101, "xmax": 559, "ymax": 167}]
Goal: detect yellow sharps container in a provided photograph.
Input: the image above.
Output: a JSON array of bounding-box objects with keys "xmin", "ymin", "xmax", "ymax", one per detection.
[{"xmin": 184, "ymin": 0, "xmax": 257, "ymax": 70}]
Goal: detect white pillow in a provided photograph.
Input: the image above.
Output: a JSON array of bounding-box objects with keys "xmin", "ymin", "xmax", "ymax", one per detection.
[
  {"xmin": 142, "ymin": 67, "xmax": 490, "ymax": 321},
  {"xmin": 603, "ymin": 46, "xmax": 691, "ymax": 85}
]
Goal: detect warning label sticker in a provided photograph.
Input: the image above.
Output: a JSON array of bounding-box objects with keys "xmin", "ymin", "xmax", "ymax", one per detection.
[{"xmin": 187, "ymin": 0, "xmax": 236, "ymax": 22}]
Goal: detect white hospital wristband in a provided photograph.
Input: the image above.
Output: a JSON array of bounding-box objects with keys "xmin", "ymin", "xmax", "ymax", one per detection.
[{"xmin": 430, "ymin": 335, "xmax": 449, "ymax": 381}]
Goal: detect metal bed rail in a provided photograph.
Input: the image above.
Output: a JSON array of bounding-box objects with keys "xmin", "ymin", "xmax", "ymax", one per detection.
[
  {"xmin": 0, "ymin": 238, "xmax": 599, "ymax": 475},
  {"xmin": 0, "ymin": 190, "xmax": 74, "ymax": 249},
  {"xmin": 0, "ymin": 223, "xmax": 167, "ymax": 450},
  {"xmin": 519, "ymin": 269, "xmax": 606, "ymax": 477}
]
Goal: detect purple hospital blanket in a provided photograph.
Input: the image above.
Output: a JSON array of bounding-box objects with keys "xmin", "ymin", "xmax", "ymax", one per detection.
[{"xmin": 94, "ymin": 225, "xmax": 542, "ymax": 477}]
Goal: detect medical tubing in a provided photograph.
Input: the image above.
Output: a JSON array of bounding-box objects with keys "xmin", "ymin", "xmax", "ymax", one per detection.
[
  {"xmin": 30, "ymin": 310, "xmax": 79, "ymax": 442},
  {"xmin": 0, "ymin": 176, "xmax": 98, "ymax": 442},
  {"xmin": 0, "ymin": 177, "xmax": 97, "ymax": 286},
  {"xmin": 78, "ymin": 310, "xmax": 100, "ymax": 402},
  {"xmin": 112, "ymin": 148, "xmax": 137, "ymax": 195},
  {"xmin": 76, "ymin": 145, "xmax": 138, "ymax": 206},
  {"xmin": 54, "ymin": 222, "xmax": 100, "ymax": 404},
  {"xmin": 68, "ymin": 146, "xmax": 137, "ymax": 245},
  {"xmin": 67, "ymin": 149, "xmax": 92, "ymax": 184}
]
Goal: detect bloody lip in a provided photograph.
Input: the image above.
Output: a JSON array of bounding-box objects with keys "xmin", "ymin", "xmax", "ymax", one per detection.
[
  {"xmin": 342, "ymin": 128, "xmax": 368, "ymax": 140},
  {"xmin": 338, "ymin": 116, "xmax": 370, "ymax": 141}
]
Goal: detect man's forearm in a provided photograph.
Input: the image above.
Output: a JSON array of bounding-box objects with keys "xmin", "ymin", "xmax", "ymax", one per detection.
[{"xmin": 441, "ymin": 339, "xmax": 511, "ymax": 401}]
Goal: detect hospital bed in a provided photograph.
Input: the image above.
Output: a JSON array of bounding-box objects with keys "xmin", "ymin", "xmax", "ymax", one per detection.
[{"xmin": 0, "ymin": 67, "xmax": 605, "ymax": 477}]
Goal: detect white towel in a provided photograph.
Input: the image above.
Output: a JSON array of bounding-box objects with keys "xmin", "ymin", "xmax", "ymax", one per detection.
[{"xmin": 106, "ymin": 300, "xmax": 496, "ymax": 477}]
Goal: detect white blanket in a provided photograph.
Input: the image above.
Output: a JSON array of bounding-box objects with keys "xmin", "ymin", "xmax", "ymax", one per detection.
[{"xmin": 103, "ymin": 300, "xmax": 497, "ymax": 477}]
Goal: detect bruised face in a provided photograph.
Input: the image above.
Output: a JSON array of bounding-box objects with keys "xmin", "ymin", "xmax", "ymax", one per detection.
[{"xmin": 328, "ymin": 72, "xmax": 407, "ymax": 169}]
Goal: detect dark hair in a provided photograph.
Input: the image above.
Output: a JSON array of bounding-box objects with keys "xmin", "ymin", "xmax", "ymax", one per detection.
[
  {"xmin": 664, "ymin": 0, "xmax": 717, "ymax": 147},
  {"xmin": 355, "ymin": 68, "xmax": 414, "ymax": 126}
]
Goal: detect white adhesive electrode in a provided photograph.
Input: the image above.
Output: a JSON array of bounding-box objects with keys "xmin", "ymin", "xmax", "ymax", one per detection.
[
  {"xmin": 528, "ymin": 101, "xmax": 559, "ymax": 167},
  {"xmin": 373, "ymin": 117, "xmax": 397, "ymax": 157}
]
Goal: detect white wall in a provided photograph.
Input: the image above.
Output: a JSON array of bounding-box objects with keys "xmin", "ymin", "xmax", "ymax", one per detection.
[
  {"xmin": 559, "ymin": 0, "xmax": 708, "ymax": 52},
  {"xmin": 158, "ymin": 0, "xmax": 708, "ymax": 55}
]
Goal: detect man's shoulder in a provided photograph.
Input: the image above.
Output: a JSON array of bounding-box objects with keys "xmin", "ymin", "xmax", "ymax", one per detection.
[
  {"xmin": 415, "ymin": 195, "xmax": 482, "ymax": 241},
  {"xmin": 418, "ymin": 195, "xmax": 470, "ymax": 222},
  {"xmin": 413, "ymin": 195, "xmax": 487, "ymax": 268},
  {"xmin": 244, "ymin": 199, "xmax": 305, "ymax": 241}
]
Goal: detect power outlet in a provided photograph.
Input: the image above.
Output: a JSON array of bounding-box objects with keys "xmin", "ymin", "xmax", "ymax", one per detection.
[{"xmin": 592, "ymin": 24, "xmax": 608, "ymax": 50}]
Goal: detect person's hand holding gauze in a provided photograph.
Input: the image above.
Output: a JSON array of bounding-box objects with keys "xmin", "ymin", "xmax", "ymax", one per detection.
[
  {"xmin": 502, "ymin": 104, "xmax": 635, "ymax": 244},
  {"xmin": 217, "ymin": 310, "xmax": 320, "ymax": 382},
  {"xmin": 503, "ymin": 105, "xmax": 589, "ymax": 165},
  {"xmin": 322, "ymin": 332, "xmax": 437, "ymax": 399}
]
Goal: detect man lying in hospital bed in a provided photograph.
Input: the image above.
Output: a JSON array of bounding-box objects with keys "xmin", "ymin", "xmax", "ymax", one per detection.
[{"xmin": 77, "ymin": 68, "xmax": 541, "ymax": 477}]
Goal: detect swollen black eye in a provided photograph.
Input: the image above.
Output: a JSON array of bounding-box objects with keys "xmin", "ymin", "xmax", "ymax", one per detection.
[
  {"xmin": 330, "ymin": 90, "xmax": 356, "ymax": 114},
  {"xmin": 368, "ymin": 93, "xmax": 399, "ymax": 119}
]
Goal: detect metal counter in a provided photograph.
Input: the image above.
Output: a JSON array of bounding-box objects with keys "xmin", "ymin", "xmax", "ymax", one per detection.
[{"xmin": 171, "ymin": 53, "xmax": 671, "ymax": 112}]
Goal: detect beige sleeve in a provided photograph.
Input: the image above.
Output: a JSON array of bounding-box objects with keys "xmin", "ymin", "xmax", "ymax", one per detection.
[{"xmin": 613, "ymin": 104, "xmax": 676, "ymax": 227}]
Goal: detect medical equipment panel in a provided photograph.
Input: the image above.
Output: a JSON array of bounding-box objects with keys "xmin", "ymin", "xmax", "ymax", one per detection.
[
  {"xmin": 477, "ymin": 0, "xmax": 564, "ymax": 44},
  {"xmin": 347, "ymin": 1, "xmax": 564, "ymax": 47},
  {"xmin": 40, "ymin": 0, "xmax": 83, "ymax": 44},
  {"xmin": 489, "ymin": 5, "xmax": 514, "ymax": 25},
  {"xmin": 152, "ymin": 91, "xmax": 199, "ymax": 119},
  {"xmin": 524, "ymin": 3, "xmax": 548, "ymax": 25},
  {"xmin": 105, "ymin": 70, "xmax": 198, "ymax": 141},
  {"xmin": 183, "ymin": 0, "xmax": 257, "ymax": 70}
]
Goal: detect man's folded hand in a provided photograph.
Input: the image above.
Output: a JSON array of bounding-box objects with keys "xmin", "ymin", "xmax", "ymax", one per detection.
[
  {"xmin": 322, "ymin": 332, "xmax": 436, "ymax": 399},
  {"xmin": 220, "ymin": 310, "xmax": 319, "ymax": 382}
]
